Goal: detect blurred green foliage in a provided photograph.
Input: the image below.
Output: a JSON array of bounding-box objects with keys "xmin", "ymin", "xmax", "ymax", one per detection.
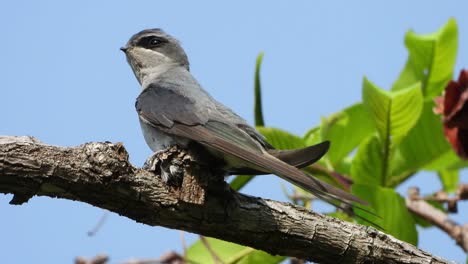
[{"xmin": 186, "ymin": 18, "xmax": 461, "ymax": 263}]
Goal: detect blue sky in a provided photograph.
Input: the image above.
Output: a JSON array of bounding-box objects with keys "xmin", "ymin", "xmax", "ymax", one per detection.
[{"xmin": 1, "ymin": 1, "xmax": 468, "ymax": 263}]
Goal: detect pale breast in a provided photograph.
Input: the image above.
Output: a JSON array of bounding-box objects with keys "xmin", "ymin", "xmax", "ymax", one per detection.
[{"xmin": 139, "ymin": 120, "xmax": 189, "ymax": 152}]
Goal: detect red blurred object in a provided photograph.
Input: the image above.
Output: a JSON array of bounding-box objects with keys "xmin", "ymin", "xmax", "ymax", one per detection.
[{"xmin": 435, "ymin": 69, "xmax": 468, "ymax": 159}]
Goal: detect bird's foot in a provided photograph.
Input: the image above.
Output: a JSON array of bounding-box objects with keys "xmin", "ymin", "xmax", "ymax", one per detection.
[
  {"xmin": 142, "ymin": 151, "xmax": 162, "ymax": 171},
  {"xmin": 160, "ymin": 162, "xmax": 184, "ymax": 184},
  {"xmin": 143, "ymin": 148, "xmax": 185, "ymax": 186}
]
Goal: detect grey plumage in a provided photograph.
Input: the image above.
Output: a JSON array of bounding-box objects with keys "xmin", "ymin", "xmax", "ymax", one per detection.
[{"xmin": 122, "ymin": 29, "xmax": 367, "ymax": 207}]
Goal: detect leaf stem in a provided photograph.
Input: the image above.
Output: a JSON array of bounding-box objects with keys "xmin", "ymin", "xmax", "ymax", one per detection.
[{"xmin": 382, "ymin": 100, "xmax": 392, "ymax": 186}]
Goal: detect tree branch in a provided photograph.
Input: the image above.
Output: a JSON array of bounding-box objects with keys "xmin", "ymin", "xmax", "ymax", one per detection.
[
  {"xmin": 0, "ymin": 136, "xmax": 452, "ymax": 264},
  {"xmin": 422, "ymin": 184, "xmax": 468, "ymax": 213},
  {"xmin": 406, "ymin": 187, "xmax": 468, "ymax": 252}
]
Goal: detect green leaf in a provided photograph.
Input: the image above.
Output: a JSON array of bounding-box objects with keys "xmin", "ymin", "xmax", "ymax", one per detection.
[
  {"xmin": 303, "ymin": 126, "xmax": 322, "ymax": 146},
  {"xmin": 254, "ymin": 52, "xmax": 265, "ymax": 126},
  {"xmin": 186, "ymin": 238, "xmax": 245, "ymax": 264},
  {"xmin": 333, "ymin": 157, "xmax": 353, "ymax": 176},
  {"xmin": 389, "ymin": 100, "xmax": 449, "ymax": 177},
  {"xmin": 304, "ymin": 104, "xmax": 374, "ymax": 177},
  {"xmin": 389, "ymin": 100, "xmax": 460, "ymax": 186},
  {"xmin": 230, "ymin": 175, "xmax": 254, "ymax": 191},
  {"xmin": 438, "ymin": 169, "xmax": 459, "ymax": 193},
  {"xmin": 384, "ymin": 19, "xmax": 461, "ymax": 185},
  {"xmin": 425, "ymin": 150, "xmax": 468, "ymax": 171},
  {"xmin": 256, "ymin": 127, "xmax": 306, "ymax": 149},
  {"xmin": 320, "ymin": 103, "xmax": 374, "ymax": 166},
  {"xmin": 363, "ymin": 78, "xmax": 423, "ymax": 146},
  {"xmin": 352, "ymin": 184, "xmax": 418, "ymax": 245},
  {"xmin": 350, "ymin": 135, "xmax": 383, "ymax": 185},
  {"xmin": 424, "ymin": 151, "xmax": 456, "ymax": 171},
  {"xmin": 236, "ymin": 250, "xmax": 285, "ymax": 264},
  {"xmin": 362, "ymin": 79, "xmax": 423, "ymax": 185},
  {"xmin": 186, "ymin": 237, "xmax": 284, "ymax": 264},
  {"xmin": 392, "ymin": 18, "xmax": 458, "ymax": 98}
]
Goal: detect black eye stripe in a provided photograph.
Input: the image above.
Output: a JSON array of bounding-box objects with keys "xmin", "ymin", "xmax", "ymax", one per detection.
[{"xmin": 137, "ymin": 36, "xmax": 167, "ymax": 48}]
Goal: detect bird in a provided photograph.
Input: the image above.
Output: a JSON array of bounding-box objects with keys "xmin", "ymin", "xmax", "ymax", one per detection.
[{"xmin": 120, "ymin": 28, "xmax": 367, "ymax": 210}]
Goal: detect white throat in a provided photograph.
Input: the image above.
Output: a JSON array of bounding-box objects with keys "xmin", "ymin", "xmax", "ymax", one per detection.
[
  {"xmin": 129, "ymin": 47, "xmax": 175, "ymax": 87},
  {"xmin": 140, "ymin": 64, "xmax": 175, "ymax": 89}
]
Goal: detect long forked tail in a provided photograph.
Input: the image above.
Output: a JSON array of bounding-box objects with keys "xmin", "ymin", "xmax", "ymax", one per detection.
[
  {"xmin": 228, "ymin": 141, "xmax": 330, "ymax": 175},
  {"xmin": 173, "ymin": 124, "xmax": 366, "ymax": 205},
  {"xmin": 267, "ymin": 141, "xmax": 330, "ymax": 169}
]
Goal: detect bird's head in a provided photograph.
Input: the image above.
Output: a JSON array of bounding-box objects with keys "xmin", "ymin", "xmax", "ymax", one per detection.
[{"xmin": 121, "ymin": 29, "xmax": 189, "ymax": 84}]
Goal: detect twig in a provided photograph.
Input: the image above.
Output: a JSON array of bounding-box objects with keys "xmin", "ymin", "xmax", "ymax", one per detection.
[
  {"xmin": 87, "ymin": 212, "xmax": 109, "ymax": 236},
  {"xmin": 76, "ymin": 252, "xmax": 185, "ymax": 264},
  {"xmin": 406, "ymin": 187, "xmax": 468, "ymax": 252},
  {"xmin": 224, "ymin": 247, "xmax": 255, "ymax": 264},
  {"xmin": 180, "ymin": 231, "xmax": 187, "ymax": 257},
  {"xmin": 420, "ymin": 184, "xmax": 468, "ymax": 213},
  {"xmin": 75, "ymin": 255, "xmax": 109, "ymax": 264},
  {"xmin": 122, "ymin": 251, "xmax": 184, "ymax": 264},
  {"xmin": 289, "ymin": 258, "xmax": 305, "ymax": 264},
  {"xmin": 199, "ymin": 236, "xmax": 224, "ymax": 264}
]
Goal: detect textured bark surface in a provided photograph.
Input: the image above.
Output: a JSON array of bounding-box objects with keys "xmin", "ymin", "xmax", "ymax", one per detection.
[{"xmin": 0, "ymin": 136, "xmax": 453, "ymax": 264}]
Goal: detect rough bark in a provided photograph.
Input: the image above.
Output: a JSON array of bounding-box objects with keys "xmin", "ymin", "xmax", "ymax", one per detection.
[{"xmin": 0, "ymin": 136, "xmax": 453, "ymax": 264}]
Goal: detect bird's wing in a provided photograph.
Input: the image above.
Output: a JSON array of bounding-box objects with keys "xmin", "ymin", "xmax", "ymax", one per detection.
[
  {"xmin": 235, "ymin": 124, "xmax": 274, "ymax": 149},
  {"xmin": 136, "ymin": 85, "xmax": 366, "ymax": 205},
  {"xmin": 136, "ymin": 84, "xmax": 265, "ymax": 153},
  {"xmin": 135, "ymin": 84, "xmax": 209, "ymax": 128}
]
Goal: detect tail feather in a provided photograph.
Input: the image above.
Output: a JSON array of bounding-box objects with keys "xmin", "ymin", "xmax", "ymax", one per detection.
[
  {"xmin": 229, "ymin": 141, "xmax": 329, "ymax": 175},
  {"xmin": 268, "ymin": 141, "xmax": 329, "ymax": 169},
  {"xmin": 173, "ymin": 124, "xmax": 367, "ymax": 205}
]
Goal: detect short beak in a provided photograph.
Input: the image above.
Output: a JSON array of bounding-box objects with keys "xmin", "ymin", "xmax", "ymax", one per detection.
[{"xmin": 120, "ymin": 46, "xmax": 128, "ymax": 53}]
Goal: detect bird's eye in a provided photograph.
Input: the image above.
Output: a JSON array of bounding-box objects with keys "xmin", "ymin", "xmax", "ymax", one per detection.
[
  {"xmin": 137, "ymin": 36, "xmax": 165, "ymax": 49},
  {"xmin": 148, "ymin": 37, "xmax": 162, "ymax": 47}
]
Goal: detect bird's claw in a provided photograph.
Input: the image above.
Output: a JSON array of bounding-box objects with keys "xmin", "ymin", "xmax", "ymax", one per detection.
[
  {"xmin": 160, "ymin": 164, "xmax": 184, "ymax": 184},
  {"xmin": 143, "ymin": 151, "xmax": 161, "ymax": 171},
  {"xmin": 143, "ymin": 150, "xmax": 184, "ymax": 185}
]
